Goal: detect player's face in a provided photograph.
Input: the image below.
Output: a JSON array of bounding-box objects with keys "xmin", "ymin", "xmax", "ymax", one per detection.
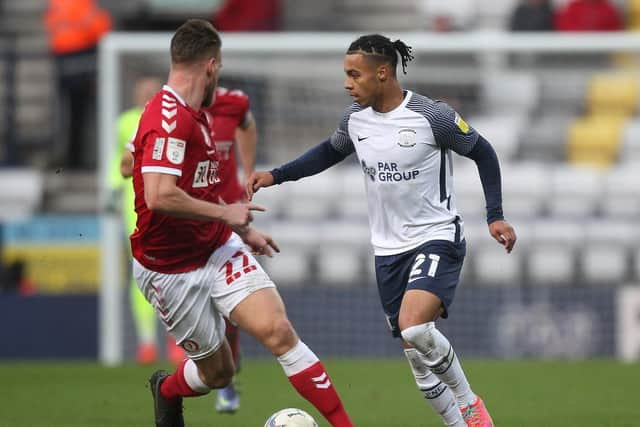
[
  {"xmin": 202, "ymin": 51, "xmax": 222, "ymax": 108},
  {"xmin": 343, "ymin": 53, "xmax": 382, "ymax": 107}
]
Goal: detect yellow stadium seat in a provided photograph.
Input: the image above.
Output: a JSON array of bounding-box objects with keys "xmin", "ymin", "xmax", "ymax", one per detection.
[
  {"xmin": 586, "ymin": 74, "xmax": 639, "ymax": 116},
  {"xmin": 567, "ymin": 115, "xmax": 626, "ymax": 168}
]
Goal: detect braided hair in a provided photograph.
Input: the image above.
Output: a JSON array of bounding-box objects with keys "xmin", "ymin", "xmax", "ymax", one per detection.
[{"xmin": 347, "ymin": 34, "xmax": 414, "ymax": 74}]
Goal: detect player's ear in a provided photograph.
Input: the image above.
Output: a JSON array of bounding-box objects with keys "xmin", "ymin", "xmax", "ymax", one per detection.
[{"xmin": 377, "ymin": 64, "xmax": 388, "ymax": 82}]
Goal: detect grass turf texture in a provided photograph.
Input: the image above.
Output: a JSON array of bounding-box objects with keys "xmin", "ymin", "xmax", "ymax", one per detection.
[{"xmin": 0, "ymin": 359, "xmax": 637, "ymax": 426}]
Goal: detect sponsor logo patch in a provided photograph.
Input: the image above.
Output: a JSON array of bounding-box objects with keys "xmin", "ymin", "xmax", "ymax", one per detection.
[
  {"xmin": 152, "ymin": 137, "xmax": 165, "ymax": 160},
  {"xmin": 166, "ymin": 137, "xmax": 186, "ymax": 164}
]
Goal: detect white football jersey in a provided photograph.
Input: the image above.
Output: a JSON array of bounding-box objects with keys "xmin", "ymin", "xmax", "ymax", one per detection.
[{"xmin": 330, "ymin": 90, "xmax": 479, "ymax": 256}]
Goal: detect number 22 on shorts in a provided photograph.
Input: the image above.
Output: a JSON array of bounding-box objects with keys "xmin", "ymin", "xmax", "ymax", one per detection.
[{"xmin": 222, "ymin": 251, "xmax": 257, "ymax": 285}]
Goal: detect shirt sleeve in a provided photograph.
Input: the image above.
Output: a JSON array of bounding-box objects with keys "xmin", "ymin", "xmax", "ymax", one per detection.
[
  {"xmin": 329, "ymin": 104, "xmax": 358, "ymax": 156},
  {"xmin": 427, "ymin": 101, "xmax": 479, "ymax": 155},
  {"xmin": 140, "ymin": 108, "xmax": 193, "ymax": 177}
]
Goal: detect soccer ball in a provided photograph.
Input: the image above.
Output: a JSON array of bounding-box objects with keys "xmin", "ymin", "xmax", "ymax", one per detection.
[{"xmin": 264, "ymin": 408, "xmax": 319, "ymax": 427}]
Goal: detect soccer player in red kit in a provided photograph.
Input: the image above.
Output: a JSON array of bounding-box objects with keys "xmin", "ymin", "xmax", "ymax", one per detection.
[
  {"xmin": 202, "ymin": 87, "xmax": 257, "ymax": 413},
  {"xmin": 130, "ymin": 19, "xmax": 354, "ymax": 427}
]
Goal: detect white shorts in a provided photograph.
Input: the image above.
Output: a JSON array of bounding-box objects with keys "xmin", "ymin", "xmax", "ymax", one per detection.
[{"xmin": 133, "ymin": 233, "xmax": 275, "ymax": 360}]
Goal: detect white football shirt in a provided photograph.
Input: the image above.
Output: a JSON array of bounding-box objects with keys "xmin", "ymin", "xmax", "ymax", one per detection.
[{"xmin": 330, "ymin": 90, "xmax": 479, "ymax": 256}]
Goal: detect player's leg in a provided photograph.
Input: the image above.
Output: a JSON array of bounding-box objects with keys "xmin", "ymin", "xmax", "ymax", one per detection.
[
  {"xmin": 375, "ymin": 248, "xmax": 464, "ymax": 427},
  {"xmin": 210, "ymin": 235, "xmax": 354, "ymax": 427},
  {"xmin": 230, "ymin": 288, "xmax": 354, "ymax": 427},
  {"xmin": 215, "ymin": 318, "xmax": 241, "ymax": 413},
  {"xmin": 133, "ymin": 258, "xmax": 234, "ymax": 426},
  {"xmin": 397, "ymin": 240, "xmax": 493, "ymax": 427}
]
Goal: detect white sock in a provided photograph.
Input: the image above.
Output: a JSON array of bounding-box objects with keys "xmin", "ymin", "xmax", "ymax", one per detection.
[
  {"xmin": 405, "ymin": 349, "xmax": 465, "ymax": 427},
  {"xmin": 183, "ymin": 358, "xmax": 211, "ymax": 394},
  {"xmin": 276, "ymin": 340, "xmax": 319, "ymax": 377},
  {"xmin": 402, "ymin": 323, "xmax": 477, "ymax": 409}
]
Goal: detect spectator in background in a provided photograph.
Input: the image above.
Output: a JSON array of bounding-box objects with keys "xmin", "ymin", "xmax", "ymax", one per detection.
[
  {"xmin": 510, "ymin": 0, "xmax": 554, "ymax": 31},
  {"xmin": 212, "ymin": 0, "xmax": 281, "ymax": 31},
  {"xmin": 110, "ymin": 76, "xmax": 186, "ymax": 365},
  {"xmin": 419, "ymin": 0, "xmax": 476, "ymax": 31},
  {"xmin": 554, "ymin": 0, "xmax": 623, "ymax": 31},
  {"xmin": 43, "ymin": 0, "xmax": 112, "ymax": 169}
]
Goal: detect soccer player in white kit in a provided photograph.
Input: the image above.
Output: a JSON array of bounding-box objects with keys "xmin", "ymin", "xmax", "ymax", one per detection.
[
  {"xmin": 130, "ymin": 19, "xmax": 355, "ymax": 427},
  {"xmin": 247, "ymin": 34, "xmax": 517, "ymax": 427}
]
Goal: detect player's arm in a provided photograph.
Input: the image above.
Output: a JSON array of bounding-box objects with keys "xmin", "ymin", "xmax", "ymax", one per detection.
[
  {"xmin": 246, "ymin": 106, "xmax": 356, "ymax": 199},
  {"xmin": 143, "ymin": 172, "xmax": 263, "ymax": 230},
  {"xmin": 236, "ymin": 111, "xmax": 257, "ymax": 181},
  {"xmin": 463, "ymin": 135, "xmax": 516, "ymax": 253},
  {"xmin": 430, "ymin": 101, "xmax": 516, "ymax": 252},
  {"xmin": 246, "ymin": 139, "xmax": 350, "ymax": 199}
]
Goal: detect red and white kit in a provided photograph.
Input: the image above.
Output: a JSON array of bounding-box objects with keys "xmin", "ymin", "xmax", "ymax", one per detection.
[
  {"xmin": 202, "ymin": 86, "xmax": 251, "ymax": 203},
  {"xmin": 130, "ymin": 85, "xmax": 274, "ymax": 359}
]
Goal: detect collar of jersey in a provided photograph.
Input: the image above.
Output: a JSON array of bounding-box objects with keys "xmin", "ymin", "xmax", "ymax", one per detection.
[
  {"xmin": 372, "ymin": 90, "xmax": 412, "ymax": 117},
  {"xmin": 162, "ymin": 84, "xmax": 188, "ymax": 107}
]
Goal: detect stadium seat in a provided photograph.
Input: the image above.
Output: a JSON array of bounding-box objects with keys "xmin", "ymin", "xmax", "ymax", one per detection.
[
  {"xmin": 501, "ymin": 162, "xmax": 547, "ymax": 218},
  {"xmin": 316, "ymin": 248, "xmax": 364, "ymax": 287},
  {"xmin": 518, "ymin": 113, "xmax": 574, "ymax": 163},
  {"xmin": 284, "ymin": 169, "xmax": 340, "ymax": 220},
  {"xmin": 473, "ymin": 241, "xmax": 523, "ymax": 286},
  {"xmin": 566, "ymin": 115, "xmax": 625, "ymax": 168},
  {"xmin": 581, "ymin": 244, "xmax": 629, "ymax": 286},
  {"xmin": 531, "ymin": 219, "xmax": 586, "ymax": 250},
  {"xmin": 599, "ymin": 166, "xmax": 640, "ymax": 218},
  {"xmin": 453, "ymin": 165, "xmax": 485, "ymax": 220},
  {"xmin": 528, "ymin": 244, "xmax": 576, "ymax": 285},
  {"xmin": 547, "ymin": 165, "xmax": 604, "ymax": 218},
  {"xmin": 0, "ymin": 169, "xmax": 43, "ymax": 220},
  {"xmin": 259, "ymin": 251, "xmax": 312, "ymax": 288},
  {"xmin": 585, "ymin": 219, "xmax": 640, "ymax": 249},
  {"xmin": 334, "ymin": 167, "xmax": 368, "ymax": 220},
  {"xmin": 586, "ymin": 74, "xmax": 639, "ymax": 116},
  {"xmin": 470, "ymin": 114, "xmax": 522, "ymax": 161},
  {"xmin": 482, "ymin": 72, "xmax": 540, "ymax": 116},
  {"xmin": 621, "ymin": 119, "xmax": 640, "ymax": 163}
]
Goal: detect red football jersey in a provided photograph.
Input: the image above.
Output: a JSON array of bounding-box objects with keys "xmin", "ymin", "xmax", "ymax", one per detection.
[
  {"xmin": 130, "ymin": 85, "xmax": 231, "ymax": 273},
  {"xmin": 202, "ymin": 87, "xmax": 251, "ymax": 203}
]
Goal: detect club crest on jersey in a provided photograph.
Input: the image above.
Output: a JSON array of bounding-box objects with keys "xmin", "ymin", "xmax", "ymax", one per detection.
[
  {"xmin": 166, "ymin": 138, "xmax": 186, "ymax": 164},
  {"xmin": 397, "ymin": 128, "xmax": 416, "ymax": 147}
]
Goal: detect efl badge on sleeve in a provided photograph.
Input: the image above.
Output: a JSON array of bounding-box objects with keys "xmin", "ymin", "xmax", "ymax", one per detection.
[
  {"xmin": 397, "ymin": 128, "xmax": 417, "ymax": 147},
  {"xmin": 166, "ymin": 137, "xmax": 186, "ymax": 164},
  {"xmin": 454, "ymin": 113, "xmax": 470, "ymax": 133}
]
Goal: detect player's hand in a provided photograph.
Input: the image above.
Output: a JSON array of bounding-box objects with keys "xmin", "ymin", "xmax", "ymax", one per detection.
[
  {"xmin": 489, "ymin": 220, "xmax": 516, "ymax": 253},
  {"xmin": 221, "ymin": 202, "xmax": 265, "ymax": 233},
  {"xmin": 240, "ymin": 227, "xmax": 280, "ymax": 257},
  {"xmin": 245, "ymin": 171, "xmax": 275, "ymax": 201}
]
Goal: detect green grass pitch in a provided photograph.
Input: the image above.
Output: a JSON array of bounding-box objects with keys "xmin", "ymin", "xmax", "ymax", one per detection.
[{"xmin": 1, "ymin": 359, "xmax": 638, "ymax": 426}]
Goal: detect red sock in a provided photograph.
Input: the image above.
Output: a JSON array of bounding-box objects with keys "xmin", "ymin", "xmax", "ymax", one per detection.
[
  {"xmin": 224, "ymin": 318, "xmax": 241, "ymax": 367},
  {"xmin": 287, "ymin": 361, "xmax": 354, "ymax": 427},
  {"xmin": 159, "ymin": 360, "xmax": 207, "ymax": 401}
]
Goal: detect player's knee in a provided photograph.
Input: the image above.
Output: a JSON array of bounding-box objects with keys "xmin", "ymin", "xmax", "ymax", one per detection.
[
  {"xmin": 401, "ymin": 322, "xmax": 439, "ymax": 355},
  {"xmin": 261, "ymin": 316, "xmax": 297, "ymax": 355}
]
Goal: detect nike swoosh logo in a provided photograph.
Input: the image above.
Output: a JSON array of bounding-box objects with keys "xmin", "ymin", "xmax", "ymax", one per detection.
[
  {"xmin": 408, "ymin": 276, "xmax": 426, "ymax": 283},
  {"xmin": 357, "ymin": 136, "xmax": 369, "ymax": 142},
  {"xmin": 207, "ymin": 149, "xmax": 216, "ymax": 155}
]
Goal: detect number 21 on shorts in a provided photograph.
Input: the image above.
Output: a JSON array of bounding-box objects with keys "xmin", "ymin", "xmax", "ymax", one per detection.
[{"xmin": 409, "ymin": 253, "xmax": 440, "ymax": 282}]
